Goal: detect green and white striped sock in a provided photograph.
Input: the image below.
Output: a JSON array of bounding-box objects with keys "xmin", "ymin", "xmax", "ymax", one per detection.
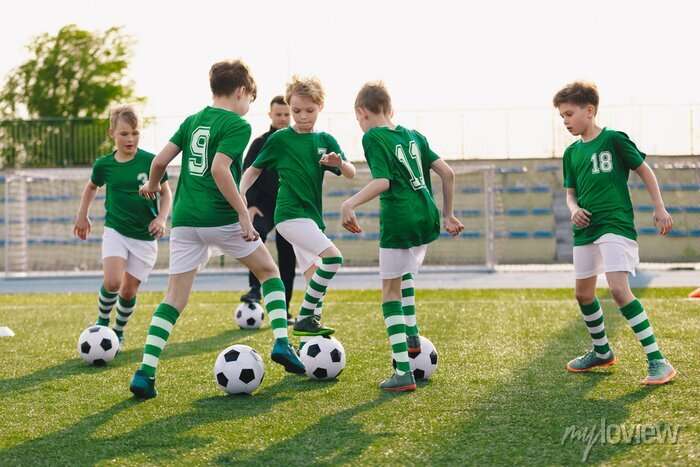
[
  {"xmin": 96, "ymin": 285, "xmax": 118, "ymax": 326},
  {"xmin": 383, "ymin": 301, "xmax": 410, "ymax": 375},
  {"xmin": 401, "ymin": 273, "xmax": 419, "ymax": 338},
  {"xmin": 263, "ymin": 277, "xmax": 290, "ymax": 344},
  {"xmin": 620, "ymin": 299, "xmax": 664, "ymax": 362},
  {"xmin": 579, "ymin": 298, "xmax": 611, "ymax": 358},
  {"xmin": 113, "ymin": 295, "xmax": 136, "ymax": 336},
  {"xmin": 298, "ymin": 256, "xmax": 342, "ymax": 321},
  {"xmin": 139, "ymin": 303, "xmax": 180, "ymax": 378}
]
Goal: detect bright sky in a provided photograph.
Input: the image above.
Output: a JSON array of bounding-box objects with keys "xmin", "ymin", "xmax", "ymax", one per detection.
[{"xmin": 2, "ymin": 0, "xmax": 700, "ymax": 157}]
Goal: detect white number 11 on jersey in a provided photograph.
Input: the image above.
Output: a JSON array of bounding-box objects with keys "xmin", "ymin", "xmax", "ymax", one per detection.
[{"xmin": 395, "ymin": 140, "xmax": 426, "ymax": 190}]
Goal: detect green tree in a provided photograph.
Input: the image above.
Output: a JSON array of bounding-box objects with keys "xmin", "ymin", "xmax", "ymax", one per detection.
[{"xmin": 0, "ymin": 24, "xmax": 144, "ymax": 168}]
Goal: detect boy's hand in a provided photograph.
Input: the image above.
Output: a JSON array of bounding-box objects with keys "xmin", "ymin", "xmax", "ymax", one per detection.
[
  {"xmin": 444, "ymin": 215, "xmax": 464, "ymax": 237},
  {"xmin": 73, "ymin": 216, "xmax": 91, "ymax": 240},
  {"xmin": 653, "ymin": 208, "xmax": 673, "ymax": 236},
  {"xmin": 139, "ymin": 181, "xmax": 161, "ymax": 200},
  {"xmin": 571, "ymin": 208, "xmax": 591, "ymax": 228},
  {"xmin": 319, "ymin": 152, "xmax": 343, "ymax": 168},
  {"xmin": 148, "ymin": 217, "xmax": 167, "ymax": 239},
  {"xmin": 341, "ymin": 202, "xmax": 362, "ymax": 234},
  {"xmin": 239, "ymin": 216, "xmax": 260, "ymax": 242}
]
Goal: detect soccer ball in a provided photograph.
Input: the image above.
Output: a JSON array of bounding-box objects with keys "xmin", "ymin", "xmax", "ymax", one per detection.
[
  {"xmin": 77, "ymin": 325, "xmax": 119, "ymax": 366},
  {"xmin": 299, "ymin": 336, "xmax": 346, "ymax": 380},
  {"xmin": 392, "ymin": 336, "xmax": 438, "ymax": 380},
  {"xmin": 234, "ymin": 302, "xmax": 265, "ymax": 329},
  {"xmin": 214, "ymin": 344, "xmax": 265, "ymax": 394}
]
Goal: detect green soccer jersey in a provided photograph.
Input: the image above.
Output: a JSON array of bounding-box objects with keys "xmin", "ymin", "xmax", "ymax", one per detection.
[
  {"xmin": 562, "ymin": 127, "xmax": 646, "ymax": 246},
  {"xmin": 252, "ymin": 127, "xmax": 345, "ymax": 231},
  {"xmin": 90, "ymin": 149, "xmax": 168, "ymax": 241},
  {"xmin": 170, "ymin": 106, "xmax": 252, "ymax": 227},
  {"xmin": 362, "ymin": 126, "xmax": 441, "ymax": 249}
]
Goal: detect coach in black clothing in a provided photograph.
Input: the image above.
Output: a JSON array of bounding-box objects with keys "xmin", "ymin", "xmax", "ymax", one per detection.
[{"xmin": 241, "ymin": 95, "xmax": 296, "ymax": 310}]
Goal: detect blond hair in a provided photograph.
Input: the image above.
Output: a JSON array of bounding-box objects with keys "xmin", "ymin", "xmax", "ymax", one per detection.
[
  {"xmin": 109, "ymin": 104, "xmax": 139, "ymax": 130},
  {"xmin": 355, "ymin": 81, "xmax": 392, "ymax": 115},
  {"xmin": 285, "ymin": 75, "xmax": 325, "ymax": 106}
]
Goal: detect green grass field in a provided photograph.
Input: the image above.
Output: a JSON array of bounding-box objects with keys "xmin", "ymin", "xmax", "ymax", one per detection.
[{"xmin": 1, "ymin": 288, "xmax": 699, "ymax": 466}]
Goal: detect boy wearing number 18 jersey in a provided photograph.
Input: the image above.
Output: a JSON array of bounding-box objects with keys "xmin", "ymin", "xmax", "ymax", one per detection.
[
  {"xmin": 554, "ymin": 81, "xmax": 676, "ymax": 385},
  {"xmin": 341, "ymin": 82, "xmax": 464, "ymax": 391},
  {"xmin": 129, "ymin": 60, "xmax": 304, "ymax": 399}
]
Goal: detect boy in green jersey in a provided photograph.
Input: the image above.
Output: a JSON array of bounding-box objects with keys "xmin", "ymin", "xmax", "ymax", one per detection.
[
  {"xmin": 129, "ymin": 60, "xmax": 304, "ymax": 399},
  {"xmin": 74, "ymin": 105, "xmax": 172, "ymax": 350},
  {"xmin": 240, "ymin": 76, "xmax": 356, "ymax": 346},
  {"xmin": 341, "ymin": 82, "xmax": 464, "ymax": 391},
  {"xmin": 554, "ymin": 81, "xmax": 676, "ymax": 385}
]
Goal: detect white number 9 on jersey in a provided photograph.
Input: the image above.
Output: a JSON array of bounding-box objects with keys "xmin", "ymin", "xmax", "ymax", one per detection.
[{"xmin": 189, "ymin": 126, "xmax": 211, "ymax": 176}]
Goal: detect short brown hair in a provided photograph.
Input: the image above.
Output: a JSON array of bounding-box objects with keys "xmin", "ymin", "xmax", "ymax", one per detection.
[
  {"xmin": 209, "ymin": 60, "xmax": 257, "ymax": 99},
  {"xmin": 109, "ymin": 104, "xmax": 138, "ymax": 130},
  {"xmin": 270, "ymin": 95, "xmax": 287, "ymax": 107},
  {"xmin": 285, "ymin": 75, "xmax": 324, "ymax": 106},
  {"xmin": 553, "ymin": 81, "xmax": 599, "ymax": 112},
  {"xmin": 355, "ymin": 81, "xmax": 392, "ymax": 115}
]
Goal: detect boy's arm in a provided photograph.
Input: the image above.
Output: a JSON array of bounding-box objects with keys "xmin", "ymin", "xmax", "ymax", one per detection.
[
  {"xmin": 211, "ymin": 153, "xmax": 259, "ymax": 241},
  {"xmin": 340, "ymin": 179, "xmax": 390, "ymax": 233},
  {"xmin": 320, "ymin": 153, "xmax": 356, "ymax": 179},
  {"xmin": 239, "ymin": 166, "xmax": 263, "ymax": 199},
  {"xmin": 430, "ymin": 159, "xmax": 464, "ymax": 236},
  {"xmin": 73, "ymin": 181, "xmax": 98, "ymax": 240},
  {"xmin": 140, "ymin": 142, "xmax": 180, "ymax": 199},
  {"xmin": 566, "ymin": 188, "xmax": 591, "ymax": 228},
  {"xmin": 635, "ymin": 162, "xmax": 673, "ymax": 235},
  {"xmin": 148, "ymin": 180, "xmax": 173, "ymax": 239}
]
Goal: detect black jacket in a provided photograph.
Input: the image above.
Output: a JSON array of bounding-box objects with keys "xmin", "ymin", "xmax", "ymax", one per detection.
[{"xmin": 243, "ymin": 126, "xmax": 282, "ymax": 217}]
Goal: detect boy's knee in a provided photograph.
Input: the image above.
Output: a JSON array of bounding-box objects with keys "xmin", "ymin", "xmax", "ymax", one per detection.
[
  {"xmin": 609, "ymin": 286, "xmax": 631, "ymax": 305},
  {"xmin": 575, "ymin": 292, "xmax": 595, "ymax": 305},
  {"xmin": 103, "ymin": 280, "xmax": 121, "ymax": 294}
]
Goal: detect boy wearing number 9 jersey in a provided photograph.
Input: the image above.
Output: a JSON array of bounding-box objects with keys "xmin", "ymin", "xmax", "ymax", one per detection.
[
  {"xmin": 554, "ymin": 81, "xmax": 676, "ymax": 385},
  {"xmin": 341, "ymin": 82, "xmax": 464, "ymax": 391},
  {"xmin": 129, "ymin": 60, "xmax": 304, "ymax": 399}
]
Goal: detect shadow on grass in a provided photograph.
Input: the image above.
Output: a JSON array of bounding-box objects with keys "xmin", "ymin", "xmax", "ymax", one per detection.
[
  {"xmin": 0, "ymin": 374, "xmax": 333, "ymax": 466},
  {"xmin": 422, "ymin": 297, "xmax": 667, "ymax": 465},
  {"xmin": 0, "ymin": 328, "xmax": 258, "ymax": 395},
  {"xmin": 215, "ymin": 394, "xmax": 394, "ymax": 466}
]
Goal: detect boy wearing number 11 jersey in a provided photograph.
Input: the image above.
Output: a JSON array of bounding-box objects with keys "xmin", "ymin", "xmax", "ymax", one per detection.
[
  {"xmin": 341, "ymin": 82, "xmax": 464, "ymax": 391},
  {"xmin": 554, "ymin": 81, "xmax": 676, "ymax": 385}
]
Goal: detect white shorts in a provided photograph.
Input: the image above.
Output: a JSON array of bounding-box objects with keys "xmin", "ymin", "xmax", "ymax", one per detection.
[
  {"xmin": 102, "ymin": 227, "xmax": 158, "ymax": 282},
  {"xmin": 573, "ymin": 233, "xmax": 639, "ymax": 279},
  {"xmin": 276, "ymin": 218, "xmax": 333, "ymax": 272},
  {"xmin": 379, "ymin": 245, "xmax": 428, "ymax": 279},
  {"xmin": 169, "ymin": 223, "xmax": 263, "ymax": 275}
]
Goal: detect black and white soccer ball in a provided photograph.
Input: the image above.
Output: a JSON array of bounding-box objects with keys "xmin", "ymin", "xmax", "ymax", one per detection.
[
  {"xmin": 234, "ymin": 302, "xmax": 265, "ymax": 329},
  {"xmin": 299, "ymin": 336, "xmax": 346, "ymax": 380},
  {"xmin": 214, "ymin": 344, "xmax": 265, "ymax": 394},
  {"xmin": 392, "ymin": 336, "xmax": 438, "ymax": 380},
  {"xmin": 77, "ymin": 325, "xmax": 119, "ymax": 366}
]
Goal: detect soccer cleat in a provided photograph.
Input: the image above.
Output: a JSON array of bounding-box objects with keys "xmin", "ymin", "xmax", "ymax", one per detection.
[
  {"xmin": 379, "ymin": 371, "xmax": 416, "ymax": 392},
  {"xmin": 270, "ymin": 339, "xmax": 306, "ymax": 374},
  {"xmin": 642, "ymin": 359, "xmax": 677, "ymax": 385},
  {"xmin": 566, "ymin": 350, "xmax": 617, "ymax": 372},
  {"xmin": 293, "ymin": 315, "xmax": 335, "ymax": 336},
  {"xmin": 406, "ymin": 335, "xmax": 421, "ymax": 353},
  {"xmin": 240, "ymin": 289, "xmax": 261, "ymax": 304},
  {"xmin": 113, "ymin": 329, "xmax": 124, "ymax": 351},
  {"xmin": 129, "ymin": 369, "xmax": 157, "ymax": 399}
]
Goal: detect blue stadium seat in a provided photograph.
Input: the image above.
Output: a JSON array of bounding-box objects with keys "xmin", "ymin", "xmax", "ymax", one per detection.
[
  {"xmin": 505, "ymin": 208, "xmax": 528, "ymax": 216},
  {"xmin": 536, "ymin": 165, "xmax": 559, "ymax": 173},
  {"xmin": 531, "ymin": 208, "xmax": 552, "ymax": 216},
  {"xmin": 529, "ymin": 185, "xmax": 551, "ymax": 193},
  {"xmin": 533, "ymin": 230, "xmax": 554, "ymax": 238},
  {"xmin": 461, "ymin": 187, "xmax": 482, "ymax": 194}
]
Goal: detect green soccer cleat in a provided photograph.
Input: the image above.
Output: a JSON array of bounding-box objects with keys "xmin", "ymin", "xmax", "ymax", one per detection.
[
  {"xmin": 113, "ymin": 329, "xmax": 124, "ymax": 352},
  {"xmin": 129, "ymin": 369, "xmax": 157, "ymax": 399},
  {"xmin": 642, "ymin": 359, "xmax": 677, "ymax": 385},
  {"xmin": 271, "ymin": 339, "xmax": 306, "ymax": 374},
  {"xmin": 566, "ymin": 350, "xmax": 617, "ymax": 373},
  {"xmin": 379, "ymin": 371, "xmax": 416, "ymax": 392},
  {"xmin": 406, "ymin": 335, "xmax": 421, "ymax": 354},
  {"xmin": 292, "ymin": 315, "xmax": 335, "ymax": 336}
]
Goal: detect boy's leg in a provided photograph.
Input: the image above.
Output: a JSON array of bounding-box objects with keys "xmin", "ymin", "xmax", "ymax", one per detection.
[
  {"xmin": 275, "ymin": 229, "xmax": 296, "ymax": 311},
  {"xmin": 294, "ymin": 248, "xmax": 343, "ymax": 336},
  {"xmin": 566, "ymin": 276, "xmax": 617, "ymax": 372},
  {"xmin": 113, "ymin": 272, "xmax": 141, "ymax": 349},
  {"xmin": 239, "ymin": 245, "xmax": 305, "ymax": 374},
  {"xmin": 130, "ymin": 269, "xmax": 197, "ymax": 399},
  {"xmin": 97, "ymin": 257, "xmax": 126, "ymax": 326},
  {"xmin": 241, "ymin": 217, "xmax": 270, "ymax": 303},
  {"xmin": 379, "ymin": 277, "xmax": 416, "ymax": 392},
  {"xmin": 401, "ymin": 273, "xmax": 420, "ymax": 353},
  {"xmin": 607, "ymin": 271, "xmax": 676, "ymax": 385}
]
